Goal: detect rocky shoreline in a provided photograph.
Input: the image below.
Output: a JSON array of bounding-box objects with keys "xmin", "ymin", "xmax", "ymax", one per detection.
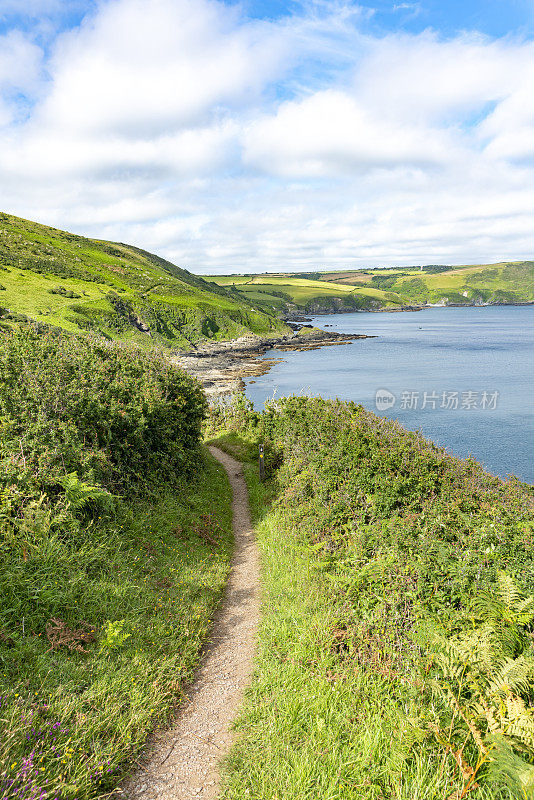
[{"xmin": 172, "ymin": 328, "xmax": 373, "ymax": 396}]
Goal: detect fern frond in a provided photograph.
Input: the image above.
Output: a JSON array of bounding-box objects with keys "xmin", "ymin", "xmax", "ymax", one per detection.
[
  {"xmin": 420, "ymin": 573, "xmax": 534, "ymax": 794},
  {"xmin": 514, "ymin": 595, "xmax": 534, "ymax": 626},
  {"xmin": 498, "ymin": 571, "xmax": 522, "ymax": 612},
  {"xmin": 487, "ymin": 656, "xmax": 534, "ymax": 698},
  {"xmin": 486, "ymin": 734, "xmax": 534, "ymax": 797},
  {"xmin": 503, "ymin": 696, "xmax": 534, "ymax": 751},
  {"xmin": 474, "ymin": 589, "xmax": 506, "ymax": 623},
  {"xmin": 58, "ymin": 472, "xmax": 115, "ymax": 513}
]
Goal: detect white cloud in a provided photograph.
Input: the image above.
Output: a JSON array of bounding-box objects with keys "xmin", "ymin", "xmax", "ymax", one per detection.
[
  {"xmin": 39, "ymin": 0, "xmax": 289, "ymax": 137},
  {"xmin": 355, "ymin": 33, "xmax": 531, "ymax": 123},
  {"xmin": 2, "ymin": 0, "xmax": 534, "ymax": 271},
  {"xmin": 242, "ymin": 88, "xmax": 460, "ymax": 176},
  {"xmin": 478, "ymin": 60, "xmax": 534, "ymax": 160},
  {"xmin": 0, "ymin": 30, "xmax": 44, "ymax": 124}
]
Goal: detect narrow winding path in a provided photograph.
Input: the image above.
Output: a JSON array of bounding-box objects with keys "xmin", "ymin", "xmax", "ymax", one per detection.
[{"xmin": 121, "ymin": 446, "xmax": 260, "ymax": 800}]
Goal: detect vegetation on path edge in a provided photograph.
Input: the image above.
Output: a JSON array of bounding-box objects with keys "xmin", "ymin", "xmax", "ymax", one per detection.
[
  {"xmin": 0, "ymin": 326, "xmax": 234, "ymax": 799},
  {"xmin": 209, "ymin": 396, "xmax": 534, "ymax": 799},
  {"xmin": 3, "ymin": 316, "xmax": 534, "ymax": 800}
]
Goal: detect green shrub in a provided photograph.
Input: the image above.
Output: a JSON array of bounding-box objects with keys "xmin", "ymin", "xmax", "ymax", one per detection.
[
  {"xmin": 0, "ymin": 325, "xmax": 206, "ymax": 508},
  {"xmin": 0, "ymin": 324, "xmax": 222, "ymax": 800},
  {"xmin": 212, "ymin": 394, "xmax": 534, "ymax": 795}
]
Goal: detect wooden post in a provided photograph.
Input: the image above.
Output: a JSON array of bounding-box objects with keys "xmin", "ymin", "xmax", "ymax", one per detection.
[{"xmin": 259, "ymin": 443, "xmax": 265, "ymax": 482}]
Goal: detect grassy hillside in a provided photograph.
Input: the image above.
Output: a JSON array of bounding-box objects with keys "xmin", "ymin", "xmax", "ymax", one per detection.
[
  {"xmin": 205, "ymin": 262, "xmax": 534, "ymax": 313},
  {"xmin": 209, "ymin": 395, "xmax": 534, "ymax": 799},
  {"xmin": 0, "ymin": 325, "xmax": 235, "ymax": 800},
  {"xmin": 0, "ymin": 213, "xmax": 287, "ymax": 348}
]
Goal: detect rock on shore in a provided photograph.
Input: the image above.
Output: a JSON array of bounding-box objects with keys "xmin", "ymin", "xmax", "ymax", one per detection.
[{"xmin": 172, "ymin": 329, "xmax": 373, "ymax": 396}]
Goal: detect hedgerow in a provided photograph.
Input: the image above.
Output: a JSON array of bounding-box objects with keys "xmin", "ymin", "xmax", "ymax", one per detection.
[
  {"xmin": 0, "ymin": 325, "xmax": 223, "ymax": 800},
  {"xmin": 0, "ymin": 325, "xmax": 206, "ymax": 500},
  {"xmin": 211, "ymin": 394, "xmax": 534, "ymax": 796}
]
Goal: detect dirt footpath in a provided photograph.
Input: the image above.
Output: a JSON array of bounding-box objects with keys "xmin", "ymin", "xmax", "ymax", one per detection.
[{"xmin": 120, "ymin": 446, "xmax": 260, "ymax": 800}]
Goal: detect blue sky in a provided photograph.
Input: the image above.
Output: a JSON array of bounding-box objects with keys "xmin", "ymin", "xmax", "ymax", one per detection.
[
  {"xmin": 1, "ymin": 0, "xmax": 534, "ymax": 272},
  {"xmin": 2, "ymin": 1, "xmax": 531, "ymax": 37},
  {"xmin": 233, "ymin": 0, "xmax": 534, "ymax": 38},
  {"xmin": 350, "ymin": 0, "xmax": 533, "ymax": 39}
]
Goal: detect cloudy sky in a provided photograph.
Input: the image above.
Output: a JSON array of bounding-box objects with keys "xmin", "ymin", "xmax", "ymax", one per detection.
[{"xmin": 1, "ymin": 0, "xmax": 534, "ymax": 273}]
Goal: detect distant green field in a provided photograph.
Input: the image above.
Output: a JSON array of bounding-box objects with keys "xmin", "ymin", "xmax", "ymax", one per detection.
[
  {"xmin": 205, "ymin": 262, "xmax": 534, "ymax": 312},
  {"xmin": 0, "ymin": 213, "xmax": 288, "ymax": 348},
  {"xmin": 204, "ymin": 273, "xmax": 403, "ymax": 311}
]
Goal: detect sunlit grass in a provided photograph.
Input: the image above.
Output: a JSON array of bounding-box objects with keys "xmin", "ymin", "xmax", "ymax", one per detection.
[
  {"xmin": 0, "ymin": 212, "xmax": 287, "ymax": 346},
  {"xmin": 210, "ymin": 397, "xmax": 533, "ymax": 799},
  {"xmin": 0, "ymin": 450, "xmax": 233, "ymax": 800}
]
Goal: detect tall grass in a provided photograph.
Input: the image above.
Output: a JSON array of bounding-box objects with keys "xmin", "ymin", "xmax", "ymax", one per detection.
[
  {"xmin": 0, "ymin": 326, "xmax": 233, "ymax": 799},
  {"xmin": 210, "ymin": 395, "xmax": 534, "ymax": 799}
]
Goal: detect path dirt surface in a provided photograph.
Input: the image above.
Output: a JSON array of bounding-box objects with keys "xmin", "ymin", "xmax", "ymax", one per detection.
[{"xmin": 120, "ymin": 447, "xmax": 259, "ymax": 800}]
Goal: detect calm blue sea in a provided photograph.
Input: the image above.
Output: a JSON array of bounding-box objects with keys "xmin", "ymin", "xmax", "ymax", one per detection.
[{"xmin": 244, "ymin": 306, "xmax": 534, "ymax": 484}]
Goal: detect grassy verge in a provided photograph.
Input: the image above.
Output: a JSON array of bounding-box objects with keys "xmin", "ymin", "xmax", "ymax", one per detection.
[
  {"xmin": 0, "ymin": 450, "xmax": 233, "ymax": 800},
  {"xmin": 0, "ymin": 327, "xmax": 234, "ymax": 799},
  {"xmin": 221, "ymin": 506, "xmax": 513, "ymax": 800},
  {"xmin": 207, "ymin": 432, "xmax": 276, "ymax": 525},
  {"xmin": 222, "ymin": 504, "xmax": 398, "ymax": 800},
  {"xmin": 209, "ymin": 395, "xmax": 534, "ymax": 799},
  {"xmin": 212, "ymin": 437, "xmax": 433, "ymax": 800}
]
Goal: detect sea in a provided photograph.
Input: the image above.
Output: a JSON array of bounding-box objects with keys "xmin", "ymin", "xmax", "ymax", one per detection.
[{"xmin": 244, "ymin": 306, "xmax": 534, "ymax": 484}]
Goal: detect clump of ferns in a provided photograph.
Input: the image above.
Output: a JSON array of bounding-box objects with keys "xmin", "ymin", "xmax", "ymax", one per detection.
[
  {"xmin": 58, "ymin": 471, "xmax": 117, "ymax": 515},
  {"xmin": 409, "ymin": 573, "xmax": 534, "ymax": 799}
]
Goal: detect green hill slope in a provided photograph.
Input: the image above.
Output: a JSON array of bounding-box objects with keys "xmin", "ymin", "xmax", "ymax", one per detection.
[
  {"xmin": 0, "ymin": 213, "xmax": 287, "ymax": 348},
  {"xmin": 205, "ymin": 262, "xmax": 534, "ymax": 313}
]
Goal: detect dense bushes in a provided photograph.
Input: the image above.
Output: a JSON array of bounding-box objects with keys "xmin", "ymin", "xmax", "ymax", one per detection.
[
  {"xmin": 0, "ymin": 324, "xmax": 207, "ymax": 637},
  {"xmin": 0, "ymin": 325, "xmax": 230, "ymax": 800},
  {"xmin": 0, "ymin": 325, "xmax": 206, "ymax": 504},
  {"xmin": 211, "ymin": 394, "xmax": 534, "ymax": 796},
  {"xmin": 214, "ymin": 395, "xmax": 534, "ymax": 611},
  {"xmin": 0, "ymin": 324, "xmax": 207, "ymax": 625}
]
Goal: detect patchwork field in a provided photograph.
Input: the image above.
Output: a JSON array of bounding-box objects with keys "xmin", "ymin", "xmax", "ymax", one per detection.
[{"xmin": 205, "ymin": 262, "xmax": 534, "ymax": 313}]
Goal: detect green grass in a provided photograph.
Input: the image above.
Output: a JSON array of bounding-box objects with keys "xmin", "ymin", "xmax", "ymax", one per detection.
[
  {"xmin": 0, "ymin": 449, "xmax": 234, "ymax": 800},
  {"xmin": 0, "ymin": 267, "xmax": 111, "ymax": 333},
  {"xmin": 208, "ymin": 396, "xmax": 534, "ymax": 799},
  {"xmin": 214, "ymin": 446, "xmax": 497, "ymax": 800},
  {"xmin": 209, "ymin": 431, "xmax": 259, "ymax": 464},
  {"xmin": 221, "ymin": 507, "xmax": 474, "ymax": 800},
  {"xmin": 204, "ymin": 262, "xmax": 534, "ymax": 312},
  {"xmin": 0, "ymin": 326, "xmax": 233, "ymax": 799},
  {"xmin": 207, "ymin": 431, "xmax": 277, "ymax": 524},
  {"xmin": 0, "ymin": 212, "xmax": 288, "ymax": 348}
]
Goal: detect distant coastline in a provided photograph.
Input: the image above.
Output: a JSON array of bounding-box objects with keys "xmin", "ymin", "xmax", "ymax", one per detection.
[
  {"xmin": 204, "ymin": 262, "xmax": 534, "ymax": 317},
  {"xmin": 245, "ymin": 305, "xmax": 534, "ymax": 485},
  {"xmin": 172, "ymin": 328, "xmax": 374, "ymax": 396},
  {"xmin": 286, "ymin": 299, "xmax": 534, "ymax": 317}
]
